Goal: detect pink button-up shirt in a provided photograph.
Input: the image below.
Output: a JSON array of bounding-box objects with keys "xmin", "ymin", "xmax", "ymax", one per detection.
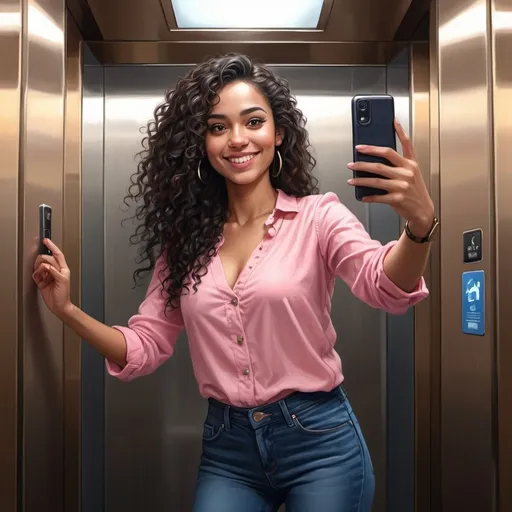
[{"xmin": 107, "ymin": 190, "xmax": 428, "ymax": 407}]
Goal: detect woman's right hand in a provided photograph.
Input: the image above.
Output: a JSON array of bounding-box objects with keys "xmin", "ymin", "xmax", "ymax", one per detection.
[{"xmin": 33, "ymin": 239, "xmax": 72, "ymax": 318}]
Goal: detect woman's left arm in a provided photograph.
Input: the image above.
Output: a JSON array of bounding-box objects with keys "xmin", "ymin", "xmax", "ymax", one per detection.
[{"xmin": 347, "ymin": 119, "xmax": 437, "ymax": 293}]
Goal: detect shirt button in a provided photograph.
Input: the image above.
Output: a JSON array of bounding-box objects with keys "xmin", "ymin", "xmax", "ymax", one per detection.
[
  {"xmin": 237, "ymin": 335, "xmax": 244, "ymax": 345},
  {"xmin": 243, "ymin": 368, "xmax": 250, "ymax": 376},
  {"xmin": 231, "ymin": 297, "xmax": 238, "ymax": 306}
]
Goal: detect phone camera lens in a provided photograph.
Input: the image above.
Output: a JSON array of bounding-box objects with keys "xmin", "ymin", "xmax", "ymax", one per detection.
[{"xmin": 359, "ymin": 100, "xmax": 369, "ymax": 112}]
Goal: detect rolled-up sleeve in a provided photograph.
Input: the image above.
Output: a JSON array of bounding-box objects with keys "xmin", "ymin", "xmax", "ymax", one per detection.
[
  {"xmin": 106, "ymin": 256, "xmax": 184, "ymax": 381},
  {"xmin": 315, "ymin": 192, "xmax": 429, "ymax": 315}
]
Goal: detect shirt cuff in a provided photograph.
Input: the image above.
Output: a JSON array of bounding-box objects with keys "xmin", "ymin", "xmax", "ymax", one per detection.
[
  {"xmin": 376, "ymin": 242, "xmax": 430, "ymax": 314},
  {"xmin": 104, "ymin": 326, "xmax": 144, "ymax": 381}
]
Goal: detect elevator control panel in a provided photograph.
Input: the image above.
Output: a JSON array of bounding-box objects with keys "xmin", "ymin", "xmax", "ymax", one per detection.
[{"xmin": 463, "ymin": 229, "xmax": 482, "ymax": 263}]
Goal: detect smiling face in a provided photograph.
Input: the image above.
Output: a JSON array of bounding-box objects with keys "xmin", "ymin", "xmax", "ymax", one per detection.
[{"xmin": 205, "ymin": 80, "xmax": 283, "ymax": 186}]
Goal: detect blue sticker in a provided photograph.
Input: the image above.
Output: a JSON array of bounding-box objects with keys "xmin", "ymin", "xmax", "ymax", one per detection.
[{"xmin": 462, "ymin": 270, "xmax": 485, "ymax": 336}]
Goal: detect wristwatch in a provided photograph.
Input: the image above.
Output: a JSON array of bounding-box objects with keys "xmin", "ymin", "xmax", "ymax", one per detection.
[{"xmin": 404, "ymin": 217, "xmax": 439, "ymax": 244}]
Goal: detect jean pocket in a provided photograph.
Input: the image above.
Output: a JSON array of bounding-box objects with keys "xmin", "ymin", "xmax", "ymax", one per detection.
[
  {"xmin": 202, "ymin": 420, "xmax": 225, "ymax": 442},
  {"xmin": 291, "ymin": 395, "xmax": 350, "ymax": 435}
]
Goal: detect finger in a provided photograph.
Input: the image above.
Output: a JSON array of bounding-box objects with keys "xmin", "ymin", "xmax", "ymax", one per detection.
[
  {"xmin": 34, "ymin": 254, "xmax": 59, "ymax": 271},
  {"xmin": 394, "ymin": 119, "xmax": 416, "ymax": 161},
  {"xmin": 348, "ymin": 161, "xmax": 411, "ymax": 180},
  {"xmin": 354, "ymin": 144, "xmax": 405, "ymax": 167},
  {"xmin": 348, "ymin": 177, "xmax": 406, "ymax": 192},
  {"xmin": 34, "ymin": 263, "xmax": 66, "ymax": 284},
  {"xmin": 43, "ymin": 239, "xmax": 69, "ymax": 271},
  {"xmin": 361, "ymin": 192, "xmax": 404, "ymax": 204}
]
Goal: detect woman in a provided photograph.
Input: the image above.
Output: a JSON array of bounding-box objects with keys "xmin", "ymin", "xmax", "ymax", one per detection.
[{"xmin": 34, "ymin": 54, "xmax": 435, "ymax": 511}]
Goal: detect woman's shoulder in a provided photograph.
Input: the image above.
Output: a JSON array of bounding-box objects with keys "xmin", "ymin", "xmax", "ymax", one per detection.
[{"xmin": 295, "ymin": 191, "xmax": 344, "ymax": 215}]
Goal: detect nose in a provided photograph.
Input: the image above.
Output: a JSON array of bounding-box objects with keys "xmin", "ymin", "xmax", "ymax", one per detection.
[{"xmin": 228, "ymin": 125, "xmax": 249, "ymax": 148}]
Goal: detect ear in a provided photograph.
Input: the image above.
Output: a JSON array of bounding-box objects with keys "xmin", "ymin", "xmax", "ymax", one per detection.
[{"xmin": 275, "ymin": 127, "xmax": 284, "ymax": 147}]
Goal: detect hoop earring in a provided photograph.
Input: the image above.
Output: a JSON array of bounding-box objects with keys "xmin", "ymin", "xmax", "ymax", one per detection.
[
  {"xmin": 197, "ymin": 160, "xmax": 206, "ymax": 183},
  {"xmin": 271, "ymin": 150, "xmax": 283, "ymax": 178}
]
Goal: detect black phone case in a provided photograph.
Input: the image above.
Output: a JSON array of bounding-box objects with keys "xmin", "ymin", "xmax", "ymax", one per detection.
[
  {"xmin": 351, "ymin": 95, "xmax": 396, "ymax": 201},
  {"xmin": 39, "ymin": 204, "xmax": 52, "ymax": 255}
]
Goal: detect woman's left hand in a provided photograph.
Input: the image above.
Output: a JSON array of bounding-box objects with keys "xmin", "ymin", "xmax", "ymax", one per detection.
[{"xmin": 347, "ymin": 118, "xmax": 435, "ymax": 238}]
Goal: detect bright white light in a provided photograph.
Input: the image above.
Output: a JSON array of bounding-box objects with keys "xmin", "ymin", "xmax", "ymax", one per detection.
[{"xmin": 171, "ymin": 0, "xmax": 324, "ymax": 29}]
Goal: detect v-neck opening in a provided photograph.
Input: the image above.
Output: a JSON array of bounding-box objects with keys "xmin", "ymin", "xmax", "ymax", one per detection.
[{"xmin": 217, "ymin": 232, "xmax": 268, "ymax": 292}]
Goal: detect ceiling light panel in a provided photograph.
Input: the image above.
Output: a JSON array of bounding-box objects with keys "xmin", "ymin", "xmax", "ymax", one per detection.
[{"xmin": 170, "ymin": 0, "xmax": 325, "ymax": 29}]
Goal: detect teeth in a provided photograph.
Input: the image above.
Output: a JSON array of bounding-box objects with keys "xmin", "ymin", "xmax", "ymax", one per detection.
[{"xmin": 229, "ymin": 154, "xmax": 256, "ymax": 164}]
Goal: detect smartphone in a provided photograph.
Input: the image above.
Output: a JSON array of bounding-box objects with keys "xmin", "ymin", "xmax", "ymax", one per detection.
[
  {"xmin": 39, "ymin": 204, "xmax": 52, "ymax": 255},
  {"xmin": 351, "ymin": 94, "xmax": 396, "ymax": 201}
]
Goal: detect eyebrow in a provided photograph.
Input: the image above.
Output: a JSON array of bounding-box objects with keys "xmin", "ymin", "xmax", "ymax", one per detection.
[{"xmin": 208, "ymin": 106, "xmax": 267, "ymax": 120}]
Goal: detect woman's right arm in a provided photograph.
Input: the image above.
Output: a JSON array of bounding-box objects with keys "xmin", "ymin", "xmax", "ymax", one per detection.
[
  {"xmin": 33, "ymin": 239, "xmax": 127, "ymax": 366},
  {"xmin": 59, "ymin": 304, "xmax": 128, "ymax": 367},
  {"xmin": 33, "ymin": 239, "xmax": 184, "ymax": 379}
]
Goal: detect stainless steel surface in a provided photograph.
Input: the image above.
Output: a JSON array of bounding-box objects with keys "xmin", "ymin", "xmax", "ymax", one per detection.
[
  {"xmin": 385, "ymin": 48, "xmax": 415, "ymax": 512},
  {"xmin": 0, "ymin": 1, "xmax": 21, "ymax": 510},
  {"xmin": 492, "ymin": 0, "xmax": 512, "ymax": 509},
  {"xmin": 81, "ymin": 58, "xmax": 106, "ymax": 512},
  {"xmin": 410, "ymin": 42, "xmax": 432, "ymax": 512},
  {"xmin": 437, "ymin": 0, "xmax": 497, "ymax": 510},
  {"xmin": 429, "ymin": 5, "xmax": 442, "ymax": 509},
  {"xmin": 98, "ymin": 65, "xmax": 398, "ymax": 511},
  {"xmin": 87, "ymin": 0, "xmax": 411, "ymax": 42},
  {"xmin": 87, "ymin": 41, "xmax": 408, "ymax": 66},
  {"xmin": 63, "ymin": 11, "xmax": 82, "ymax": 512},
  {"xmin": 21, "ymin": 0, "xmax": 66, "ymax": 510}
]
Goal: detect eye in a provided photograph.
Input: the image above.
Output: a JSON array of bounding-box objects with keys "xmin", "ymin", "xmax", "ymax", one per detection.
[
  {"xmin": 208, "ymin": 124, "xmax": 225, "ymax": 133},
  {"xmin": 248, "ymin": 118, "xmax": 265, "ymax": 128}
]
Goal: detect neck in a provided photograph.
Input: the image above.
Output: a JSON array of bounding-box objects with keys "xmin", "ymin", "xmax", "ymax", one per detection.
[{"xmin": 226, "ymin": 173, "xmax": 277, "ymax": 226}]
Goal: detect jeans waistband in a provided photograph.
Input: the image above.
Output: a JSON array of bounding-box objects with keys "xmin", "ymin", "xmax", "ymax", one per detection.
[{"xmin": 207, "ymin": 386, "xmax": 349, "ymax": 431}]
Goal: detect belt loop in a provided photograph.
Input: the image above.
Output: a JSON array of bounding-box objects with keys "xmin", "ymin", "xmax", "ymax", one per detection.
[
  {"xmin": 336, "ymin": 385, "xmax": 347, "ymax": 401},
  {"xmin": 223, "ymin": 405, "xmax": 231, "ymax": 431},
  {"xmin": 278, "ymin": 399, "xmax": 294, "ymax": 427}
]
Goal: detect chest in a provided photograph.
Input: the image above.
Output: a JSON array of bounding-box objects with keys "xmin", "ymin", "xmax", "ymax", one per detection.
[{"xmin": 218, "ymin": 222, "xmax": 268, "ymax": 290}]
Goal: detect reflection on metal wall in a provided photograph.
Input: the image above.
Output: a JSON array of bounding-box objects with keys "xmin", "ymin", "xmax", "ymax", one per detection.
[
  {"xmin": 81, "ymin": 52, "xmax": 106, "ymax": 512},
  {"xmin": 492, "ymin": 0, "xmax": 512, "ymax": 509},
  {"xmin": 385, "ymin": 48, "xmax": 415, "ymax": 512},
  {"xmin": 19, "ymin": 0, "xmax": 67, "ymax": 510},
  {"xmin": 92, "ymin": 65, "xmax": 410, "ymax": 511},
  {"xmin": 436, "ymin": 0, "xmax": 497, "ymax": 510},
  {"xmin": 63, "ymin": 12, "xmax": 83, "ymax": 512},
  {"xmin": 0, "ymin": 1, "xmax": 21, "ymax": 510}
]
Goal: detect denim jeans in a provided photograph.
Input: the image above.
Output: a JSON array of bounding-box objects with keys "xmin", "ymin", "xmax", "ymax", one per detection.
[{"xmin": 193, "ymin": 386, "xmax": 375, "ymax": 512}]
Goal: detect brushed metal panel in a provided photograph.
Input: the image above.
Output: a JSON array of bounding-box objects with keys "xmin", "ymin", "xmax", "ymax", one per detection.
[
  {"xmin": 87, "ymin": 41, "xmax": 407, "ymax": 66},
  {"xmin": 81, "ymin": 62, "xmax": 106, "ymax": 512},
  {"xmin": 0, "ymin": 1, "xmax": 21, "ymax": 511},
  {"xmin": 87, "ymin": 0, "xmax": 411, "ymax": 42},
  {"xmin": 102, "ymin": 65, "xmax": 389, "ymax": 512},
  {"xmin": 491, "ymin": 0, "xmax": 512, "ymax": 509},
  {"xmin": 385, "ymin": 47, "xmax": 415, "ymax": 512},
  {"xmin": 409, "ymin": 42, "xmax": 433, "ymax": 512},
  {"xmin": 428, "ymin": 4, "xmax": 442, "ymax": 510},
  {"xmin": 438, "ymin": 0, "xmax": 497, "ymax": 510},
  {"xmin": 63, "ymin": 12, "xmax": 83, "ymax": 512},
  {"xmin": 21, "ymin": 0, "xmax": 66, "ymax": 510}
]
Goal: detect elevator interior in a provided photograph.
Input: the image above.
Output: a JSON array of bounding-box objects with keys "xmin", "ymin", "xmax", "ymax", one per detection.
[{"xmin": 1, "ymin": 1, "xmax": 511, "ymax": 512}]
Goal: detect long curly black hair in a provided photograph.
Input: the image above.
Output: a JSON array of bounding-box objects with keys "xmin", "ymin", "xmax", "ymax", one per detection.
[{"xmin": 125, "ymin": 53, "xmax": 319, "ymax": 310}]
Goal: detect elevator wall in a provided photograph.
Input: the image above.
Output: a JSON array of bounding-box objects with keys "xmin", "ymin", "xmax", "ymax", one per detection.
[{"xmin": 79, "ymin": 62, "xmax": 415, "ymax": 512}]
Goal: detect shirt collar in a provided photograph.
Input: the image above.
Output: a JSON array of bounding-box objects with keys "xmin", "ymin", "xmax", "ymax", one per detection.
[{"xmin": 264, "ymin": 189, "xmax": 299, "ymax": 227}]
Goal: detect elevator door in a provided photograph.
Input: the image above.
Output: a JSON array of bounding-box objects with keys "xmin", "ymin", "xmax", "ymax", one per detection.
[{"xmin": 83, "ymin": 64, "xmax": 403, "ymax": 511}]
